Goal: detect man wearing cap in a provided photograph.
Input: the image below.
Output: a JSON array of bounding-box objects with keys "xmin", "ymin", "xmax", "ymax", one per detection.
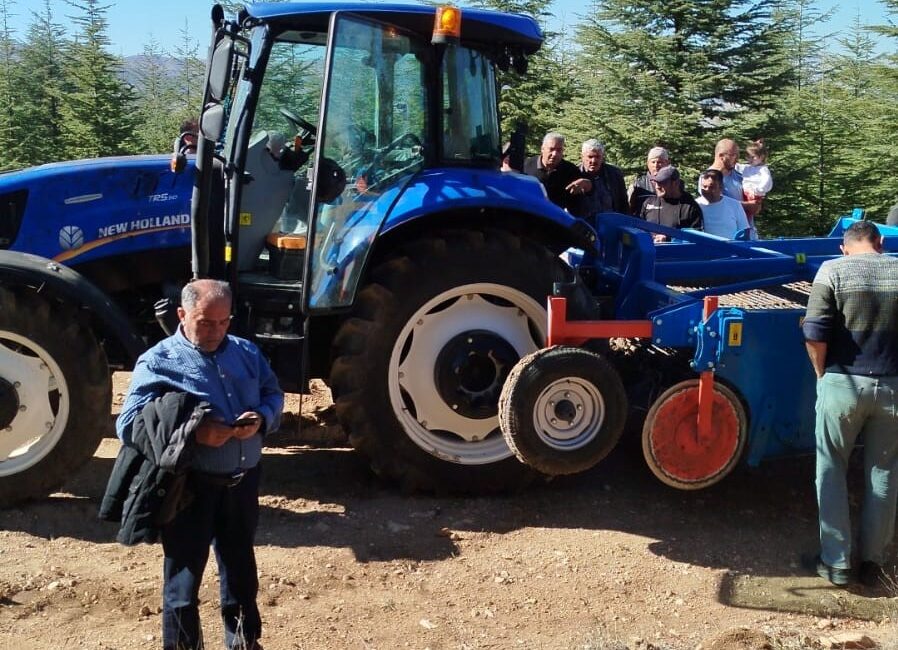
[
  {"xmin": 575, "ymin": 139, "xmax": 628, "ymax": 221},
  {"xmin": 628, "ymin": 146, "xmax": 676, "ymax": 216},
  {"xmin": 696, "ymin": 169, "xmax": 750, "ymax": 239},
  {"xmin": 523, "ymin": 132, "xmax": 591, "ymax": 213},
  {"xmin": 639, "ymin": 166, "xmax": 703, "ymax": 242}
]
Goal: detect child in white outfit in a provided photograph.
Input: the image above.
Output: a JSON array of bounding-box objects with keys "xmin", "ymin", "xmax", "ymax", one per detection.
[{"xmin": 735, "ymin": 139, "xmax": 772, "ymax": 237}]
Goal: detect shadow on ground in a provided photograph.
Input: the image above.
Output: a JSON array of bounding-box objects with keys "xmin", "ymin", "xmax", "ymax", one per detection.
[{"xmin": 3, "ymin": 415, "xmax": 896, "ymax": 622}]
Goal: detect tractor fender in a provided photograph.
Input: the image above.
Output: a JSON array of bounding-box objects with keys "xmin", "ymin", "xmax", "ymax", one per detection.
[
  {"xmin": 0, "ymin": 250, "xmax": 145, "ymax": 365},
  {"xmin": 307, "ymin": 169, "xmax": 596, "ymax": 311}
]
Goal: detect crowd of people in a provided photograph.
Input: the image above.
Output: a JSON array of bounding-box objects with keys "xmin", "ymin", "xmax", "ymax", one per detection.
[{"xmin": 506, "ymin": 132, "xmax": 773, "ymax": 241}]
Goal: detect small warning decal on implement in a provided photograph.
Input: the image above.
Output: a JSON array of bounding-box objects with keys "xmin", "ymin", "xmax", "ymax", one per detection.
[{"xmin": 728, "ymin": 322, "xmax": 743, "ymax": 346}]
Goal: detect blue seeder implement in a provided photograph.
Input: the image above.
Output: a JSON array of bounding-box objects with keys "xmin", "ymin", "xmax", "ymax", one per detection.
[{"xmin": 520, "ymin": 211, "xmax": 898, "ymax": 489}]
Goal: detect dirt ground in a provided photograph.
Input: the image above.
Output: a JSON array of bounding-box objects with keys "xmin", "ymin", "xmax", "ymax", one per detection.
[{"xmin": 1, "ymin": 374, "xmax": 897, "ymax": 650}]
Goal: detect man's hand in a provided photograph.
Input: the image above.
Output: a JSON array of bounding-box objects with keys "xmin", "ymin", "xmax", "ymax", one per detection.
[
  {"xmin": 565, "ymin": 178, "xmax": 592, "ymax": 196},
  {"xmin": 653, "ymin": 233, "xmax": 669, "ymax": 243},
  {"xmin": 231, "ymin": 411, "xmax": 263, "ymax": 440},
  {"xmin": 195, "ymin": 419, "xmax": 233, "ymax": 447},
  {"xmin": 805, "ymin": 340, "xmax": 828, "ymax": 379}
]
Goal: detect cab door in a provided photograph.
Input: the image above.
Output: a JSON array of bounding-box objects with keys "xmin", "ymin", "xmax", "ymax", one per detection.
[{"xmin": 304, "ymin": 13, "xmax": 430, "ymax": 313}]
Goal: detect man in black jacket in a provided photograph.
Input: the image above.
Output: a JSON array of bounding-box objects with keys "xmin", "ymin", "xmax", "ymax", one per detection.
[
  {"xmin": 523, "ymin": 132, "xmax": 591, "ymax": 214},
  {"xmin": 639, "ymin": 166, "xmax": 703, "ymax": 242},
  {"xmin": 576, "ymin": 139, "xmax": 628, "ymax": 221}
]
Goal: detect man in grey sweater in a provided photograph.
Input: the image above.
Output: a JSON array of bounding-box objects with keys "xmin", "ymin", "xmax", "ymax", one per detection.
[{"xmin": 802, "ymin": 220, "xmax": 898, "ymax": 588}]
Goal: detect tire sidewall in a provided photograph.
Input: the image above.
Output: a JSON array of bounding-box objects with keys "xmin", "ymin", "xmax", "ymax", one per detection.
[
  {"xmin": 333, "ymin": 230, "xmax": 588, "ymax": 491},
  {"xmin": 501, "ymin": 346, "xmax": 628, "ymax": 475},
  {"xmin": 0, "ymin": 289, "xmax": 110, "ymax": 506}
]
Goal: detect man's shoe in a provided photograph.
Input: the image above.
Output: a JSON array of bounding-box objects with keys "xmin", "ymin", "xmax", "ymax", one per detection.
[
  {"xmin": 859, "ymin": 561, "xmax": 886, "ymax": 588},
  {"xmin": 801, "ymin": 553, "xmax": 852, "ymax": 586}
]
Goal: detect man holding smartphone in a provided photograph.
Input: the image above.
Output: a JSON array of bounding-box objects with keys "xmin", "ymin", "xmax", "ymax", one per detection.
[{"xmin": 117, "ymin": 279, "xmax": 283, "ymax": 650}]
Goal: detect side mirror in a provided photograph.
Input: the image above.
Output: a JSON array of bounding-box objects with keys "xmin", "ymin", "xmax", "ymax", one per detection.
[
  {"xmin": 200, "ymin": 103, "xmax": 225, "ymax": 142},
  {"xmin": 170, "ymin": 137, "xmax": 187, "ymax": 173},
  {"xmin": 208, "ymin": 38, "xmax": 234, "ymax": 102}
]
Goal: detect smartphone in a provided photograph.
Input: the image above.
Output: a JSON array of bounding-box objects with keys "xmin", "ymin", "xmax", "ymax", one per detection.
[{"xmin": 232, "ymin": 415, "xmax": 260, "ymax": 427}]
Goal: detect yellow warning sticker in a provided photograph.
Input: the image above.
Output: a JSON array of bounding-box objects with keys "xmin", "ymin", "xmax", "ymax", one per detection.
[
  {"xmin": 224, "ymin": 245, "xmax": 232, "ymax": 262},
  {"xmin": 728, "ymin": 322, "xmax": 743, "ymax": 346},
  {"xmin": 240, "ymin": 212, "xmax": 252, "ymax": 226},
  {"xmin": 796, "ymin": 252, "xmax": 806, "ymax": 264}
]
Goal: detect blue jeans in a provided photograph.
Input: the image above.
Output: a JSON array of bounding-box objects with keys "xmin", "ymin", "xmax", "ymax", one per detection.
[
  {"xmin": 161, "ymin": 465, "xmax": 261, "ymax": 650},
  {"xmin": 815, "ymin": 373, "xmax": 898, "ymax": 568}
]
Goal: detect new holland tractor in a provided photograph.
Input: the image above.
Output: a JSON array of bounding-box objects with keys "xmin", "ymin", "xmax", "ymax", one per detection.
[{"xmin": 0, "ymin": 2, "xmax": 600, "ymax": 506}]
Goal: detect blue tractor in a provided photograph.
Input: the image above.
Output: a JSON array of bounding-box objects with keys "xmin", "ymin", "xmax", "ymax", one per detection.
[{"xmin": 0, "ymin": 2, "xmax": 597, "ymax": 505}]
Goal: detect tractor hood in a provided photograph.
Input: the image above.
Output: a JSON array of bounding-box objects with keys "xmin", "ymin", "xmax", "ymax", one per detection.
[{"xmin": 0, "ymin": 155, "xmax": 194, "ymax": 264}]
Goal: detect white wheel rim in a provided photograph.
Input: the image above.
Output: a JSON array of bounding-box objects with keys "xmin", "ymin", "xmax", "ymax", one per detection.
[
  {"xmin": 531, "ymin": 377, "xmax": 606, "ymax": 450},
  {"xmin": 389, "ymin": 283, "xmax": 546, "ymax": 465},
  {"xmin": 0, "ymin": 331, "xmax": 70, "ymax": 477}
]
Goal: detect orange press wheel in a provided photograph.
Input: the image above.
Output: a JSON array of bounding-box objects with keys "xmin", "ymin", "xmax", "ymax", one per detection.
[{"xmin": 642, "ymin": 379, "xmax": 747, "ymax": 490}]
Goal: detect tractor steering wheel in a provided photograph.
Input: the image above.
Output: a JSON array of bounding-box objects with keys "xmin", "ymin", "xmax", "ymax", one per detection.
[{"xmin": 279, "ymin": 107, "xmax": 318, "ymax": 139}]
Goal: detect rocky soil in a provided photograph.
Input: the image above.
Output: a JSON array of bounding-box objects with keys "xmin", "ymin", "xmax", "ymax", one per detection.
[{"xmin": 0, "ymin": 375, "xmax": 896, "ymax": 650}]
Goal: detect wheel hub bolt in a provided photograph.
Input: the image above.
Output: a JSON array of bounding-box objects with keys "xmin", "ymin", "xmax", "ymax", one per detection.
[
  {"xmin": 18, "ymin": 405, "xmax": 26, "ymax": 412},
  {"xmin": 13, "ymin": 382, "xmax": 20, "ymax": 388}
]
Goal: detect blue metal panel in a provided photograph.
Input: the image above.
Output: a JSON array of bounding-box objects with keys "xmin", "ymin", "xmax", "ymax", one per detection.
[
  {"xmin": 307, "ymin": 167, "xmax": 584, "ymax": 309},
  {"xmin": 2, "ymin": 155, "xmax": 193, "ymax": 264},
  {"xmin": 585, "ymin": 214, "xmax": 864, "ymax": 468},
  {"xmin": 714, "ymin": 309, "xmax": 817, "ymax": 464},
  {"xmin": 380, "ymin": 168, "xmax": 577, "ymax": 233}
]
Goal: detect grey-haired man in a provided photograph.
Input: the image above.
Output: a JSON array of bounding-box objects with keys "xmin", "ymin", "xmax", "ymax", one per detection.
[
  {"xmin": 523, "ymin": 132, "xmax": 591, "ymax": 213},
  {"xmin": 628, "ymin": 146, "xmax": 675, "ymax": 216},
  {"xmin": 577, "ymin": 139, "xmax": 628, "ymax": 221}
]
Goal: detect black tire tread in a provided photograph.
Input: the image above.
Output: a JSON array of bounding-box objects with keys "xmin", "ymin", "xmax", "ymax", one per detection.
[
  {"xmin": 499, "ymin": 346, "xmax": 628, "ymax": 475},
  {"xmin": 330, "ymin": 227, "xmax": 594, "ymax": 494},
  {"xmin": 0, "ymin": 286, "xmax": 111, "ymax": 507}
]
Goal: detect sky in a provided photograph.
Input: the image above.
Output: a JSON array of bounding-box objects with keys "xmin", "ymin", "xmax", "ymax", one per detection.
[{"xmin": 8, "ymin": 0, "xmax": 895, "ymax": 57}]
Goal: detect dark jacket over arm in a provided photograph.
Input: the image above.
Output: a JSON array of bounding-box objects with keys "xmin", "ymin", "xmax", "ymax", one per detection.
[{"xmin": 99, "ymin": 392, "xmax": 210, "ymax": 545}]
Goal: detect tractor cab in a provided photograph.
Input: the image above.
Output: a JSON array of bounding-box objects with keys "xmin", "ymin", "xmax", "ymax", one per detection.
[{"xmin": 190, "ymin": 3, "xmax": 540, "ymax": 390}]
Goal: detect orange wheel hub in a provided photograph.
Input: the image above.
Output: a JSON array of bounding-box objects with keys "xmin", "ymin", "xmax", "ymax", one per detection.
[{"xmin": 643, "ymin": 380, "xmax": 746, "ymax": 489}]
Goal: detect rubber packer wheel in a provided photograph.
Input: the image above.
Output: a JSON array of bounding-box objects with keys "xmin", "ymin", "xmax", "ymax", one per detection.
[
  {"xmin": 642, "ymin": 379, "xmax": 747, "ymax": 490},
  {"xmin": 499, "ymin": 346, "xmax": 628, "ymax": 476}
]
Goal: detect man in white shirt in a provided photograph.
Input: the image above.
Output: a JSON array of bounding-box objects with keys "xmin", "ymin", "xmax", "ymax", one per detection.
[{"xmin": 696, "ymin": 169, "xmax": 750, "ymax": 239}]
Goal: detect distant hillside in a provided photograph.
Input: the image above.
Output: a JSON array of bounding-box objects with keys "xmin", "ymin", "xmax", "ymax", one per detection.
[{"xmin": 122, "ymin": 53, "xmax": 192, "ymax": 88}]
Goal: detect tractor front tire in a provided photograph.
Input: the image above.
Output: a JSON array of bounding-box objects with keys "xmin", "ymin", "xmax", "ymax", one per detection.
[
  {"xmin": 330, "ymin": 228, "xmax": 593, "ymax": 493},
  {"xmin": 0, "ymin": 287, "xmax": 111, "ymax": 507}
]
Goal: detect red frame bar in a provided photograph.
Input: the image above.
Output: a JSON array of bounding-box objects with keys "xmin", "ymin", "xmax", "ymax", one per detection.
[
  {"xmin": 547, "ymin": 296, "xmax": 653, "ymax": 347},
  {"xmin": 696, "ymin": 296, "xmax": 719, "ymax": 442}
]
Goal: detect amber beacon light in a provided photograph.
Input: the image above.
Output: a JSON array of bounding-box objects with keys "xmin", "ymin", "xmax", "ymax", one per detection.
[{"xmin": 432, "ymin": 5, "xmax": 461, "ymax": 45}]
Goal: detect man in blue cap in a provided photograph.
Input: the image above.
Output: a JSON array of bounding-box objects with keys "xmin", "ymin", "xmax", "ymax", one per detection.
[{"xmin": 638, "ymin": 166, "xmax": 703, "ymax": 242}]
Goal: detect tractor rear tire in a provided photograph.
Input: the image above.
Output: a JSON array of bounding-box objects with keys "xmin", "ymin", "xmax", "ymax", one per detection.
[
  {"xmin": 329, "ymin": 228, "xmax": 594, "ymax": 493},
  {"xmin": 0, "ymin": 287, "xmax": 111, "ymax": 507}
]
